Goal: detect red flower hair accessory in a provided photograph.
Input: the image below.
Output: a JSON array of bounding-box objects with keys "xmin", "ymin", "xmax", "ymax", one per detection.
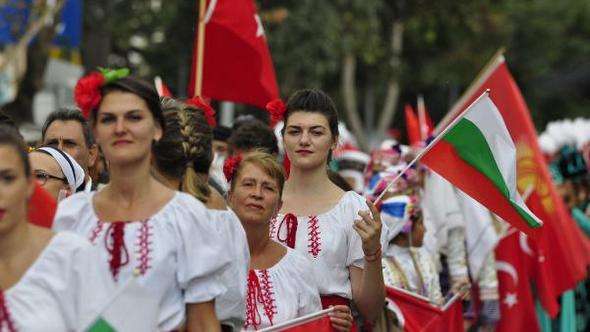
[
  {"xmin": 265, "ymin": 98, "xmax": 286, "ymax": 127},
  {"xmin": 223, "ymin": 154, "xmax": 243, "ymax": 183},
  {"xmin": 74, "ymin": 68, "xmax": 130, "ymax": 118},
  {"xmin": 186, "ymin": 96, "xmax": 217, "ymax": 127}
]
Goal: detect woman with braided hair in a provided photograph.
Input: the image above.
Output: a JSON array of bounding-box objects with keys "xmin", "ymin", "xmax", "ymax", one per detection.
[
  {"xmin": 53, "ymin": 72, "xmax": 231, "ymax": 331},
  {"xmin": 153, "ymin": 97, "xmax": 250, "ymax": 331},
  {"xmin": 154, "ymin": 97, "xmax": 226, "ymax": 209}
]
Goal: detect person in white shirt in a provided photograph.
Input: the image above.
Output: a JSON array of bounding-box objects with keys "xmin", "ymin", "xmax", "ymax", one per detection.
[
  {"xmin": 270, "ymin": 89, "xmax": 384, "ymax": 329},
  {"xmin": 53, "ymin": 73, "xmax": 230, "ymax": 331},
  {"xmin": 0, "ymin": 125, "xmax": 109, "ymax": 331},
  {"xmin": 153, "ymin": 97, "xmax": 249, "ymax": 330},
  {"xmin": 227, "ymin": 151, "xmax": 353, "ymax": 331}
]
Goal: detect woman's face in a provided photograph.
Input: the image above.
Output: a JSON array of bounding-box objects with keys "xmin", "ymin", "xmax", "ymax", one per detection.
[
  {"xmin": 94, "ymin": 91, "xmax": 162, "ymax": 166},
  {"xmin": 283, "ymin": 112, "xmax": 336, "ymax": 170},
  {"xmin": 0, "ymin": 146, "xmax": 34, "ymax": 235},
  {"xmin": 29, "ymin": 151, "xmax": 68, "ymax": 200},
  {"xmin": 229, "ymin": 162, "xmax": 282, "ymax": 226}
]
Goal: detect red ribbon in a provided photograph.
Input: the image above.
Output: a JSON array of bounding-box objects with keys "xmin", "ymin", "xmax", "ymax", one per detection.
[
  {"xmin": 277, "ymin": 213, "xmax": 298, "ymax": 249},
  {"xmin": 105, "ymin": 222, "xmax": 130, "ymax": 280}
]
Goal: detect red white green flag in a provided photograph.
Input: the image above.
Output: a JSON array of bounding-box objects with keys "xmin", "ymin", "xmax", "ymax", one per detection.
[{"xmin": 420, "ymin": 92, "xmax": 542, "ymax": 235}]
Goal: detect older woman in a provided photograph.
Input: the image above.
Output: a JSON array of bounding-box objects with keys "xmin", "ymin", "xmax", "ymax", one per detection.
[{"xmin": 226, "ymin": 151, "xmax": 353, "ymax": 331}]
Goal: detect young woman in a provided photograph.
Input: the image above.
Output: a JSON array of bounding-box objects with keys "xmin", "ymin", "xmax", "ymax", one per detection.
[
  {"xmin": 227, "ymin": 151, "xmax": 353, "ymax": 331},
  {"xmin": 53, "ymin": 74, "xmax": 230, "ymax": 331},
  {"xmin": 153, "ymin": 97, "xmax": 249, "ymax": 330},
  {"xmin": 154, "ymin": 97, "xmax": 227, "ymax": 210},
  {"xmin": 0, "ymin": 125, "xmax": 108, "ymax": 331},
  {"xmin": 271, "ymin": 89, "xmax": 385, "ymax": 326}
]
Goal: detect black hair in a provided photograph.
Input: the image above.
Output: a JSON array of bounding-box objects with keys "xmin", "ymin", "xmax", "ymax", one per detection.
[
  {"xmin": 213, "ymin": 125, "xmax": 232, "ymax": 142},
  {"xmin": 91, "ymin": 76, "xmax": 165, "ymax": 130},
  {"xmin": 0, "ymin": 124, "xmax": 31, "ymax": 177},
  {"xmin": 0, "ymin": 112, "xmax": 16, "ymax": 129},
  {"xmin": 282, "ymin": 89, "xmax": 339, "ymax": 139},
  {"xmin": 228, "ymin": 119, "xmax": 279, "ymax": 155},
  {"xmin": 41, "ymin": 108, "xmax": 95, "ymax": 146}
]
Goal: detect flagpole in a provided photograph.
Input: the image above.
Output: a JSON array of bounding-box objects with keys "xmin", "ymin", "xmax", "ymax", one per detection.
[
  {"xmin": 435, "ymin": 48, "xmax": 505, "ymax": 134},
  {"xmin": 374, "ymin": 90, "xmax": 491, "ymax": 205},
  {"xmin": 194, "ymin": 0, "xmax": 207, "ymax": 97},
  {"xmin": 417, "ymin": 94, "xmax": 427, "ymax": 140},
  {"xmin": 257, "ymin": 307, "xmax": 335, "ymax": 332}
]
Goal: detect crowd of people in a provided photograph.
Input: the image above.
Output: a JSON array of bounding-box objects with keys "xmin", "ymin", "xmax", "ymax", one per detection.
[{"xmin": 0, "ymin": 69, "xmax": 588, "ymax": 332}]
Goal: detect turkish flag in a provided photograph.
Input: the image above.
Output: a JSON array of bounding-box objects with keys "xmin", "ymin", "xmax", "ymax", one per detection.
[
  {"xmin": 495, "ymin": 230, "xmax": 540, "ymax": 332},
  {"xmin": 188, "ymin": 0, "xmax": 280, "ymax": 108},
  {"xmin": 28, "ymin": 183, "xmax": 56, "ymax": 228},
  {"xmin": 404, "ymin": 104, "xmax": 421, "ymax": 147},
  {"xmin": 385, "ymin": 286, "xmax": 463, "ymax": 332},
  {"xmin": 437, "ymin": 54, "xmax": 590, "ymax": 315}
]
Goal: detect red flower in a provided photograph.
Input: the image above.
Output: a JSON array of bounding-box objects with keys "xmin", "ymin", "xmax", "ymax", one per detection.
[
  {"xmin": 74, "ymin": 72, "xmax": 105, "ymax": 119},
  {"xmin": 265, "ymin": 99, "xmax": 286, "ymax": 127},
  {"xmin": 186, "ymin": 97, "xmax": 217, "ymax": 127},
  {"xmin": 223, "ymin": 154, "xmax": 243, "ymax": 183}
]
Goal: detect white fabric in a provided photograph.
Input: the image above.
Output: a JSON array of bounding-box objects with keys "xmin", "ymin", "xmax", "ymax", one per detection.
[
  {"xmin": 455, "ymin": 190, "xmax": 499, "ymax": 280},
  {"xmin": 270, "ymin": 191, "xmax": 367, "ymax": 299},
  {"xmin": 446, "ymin": 227, "xmax": 469, "ymax": 279},
  {"xmin": 245, "ymin": 247, "xmax": 322, "ymax": 330},
  {"xmin": 421, "ymin": 172, "xmax": 464, "ymax": 258},
  {"xmin": 208, "ymin": 209, "xmax": 250, "ymax": 329},
  {"xmin": 382, "ymin": 245, "xmax": 443, "ymax": 305},
  {"xmin": 52, "ymin": 191, "xmax": 231, "ymax": 331},
  {"xmin": 4, "ymin": 232, "xmax": 113, "ymax": 331},
  {"xmin": 37, "ymin": 146, "xmax": 85, "ymax": 192},
  {"xmin": 83, "ymin": 177, "xmax": 93, "ymax": 193},
  {"xmin": 380, "ymin": 195, "xmax": 412, "ymax": 242}
]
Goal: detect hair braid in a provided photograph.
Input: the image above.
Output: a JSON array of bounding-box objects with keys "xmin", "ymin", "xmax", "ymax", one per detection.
[{"xmin": 154, "ymin": 98, "xmax": 213, "ymax": 203}]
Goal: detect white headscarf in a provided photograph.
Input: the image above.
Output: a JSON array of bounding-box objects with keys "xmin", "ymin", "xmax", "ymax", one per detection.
[{"xmin": 37, "ymin": 147, "xmax": 85, "ymax": 193}]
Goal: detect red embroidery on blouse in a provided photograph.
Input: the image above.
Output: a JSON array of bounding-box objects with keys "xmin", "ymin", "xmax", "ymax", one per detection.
[
  {"xmin": 89, "ymin": 220, "xmax": 105, "ymax": 244},
  {"xmin": 104, "ymin": 222, "xmax": 129, "ymax": 281},
  {"xmin": 277, "ymin": 213, "xmax": 298, "ymax": 249},
  {"xmin": 135, "ymin": 220, "xmax": 153, "ymax": 276},
  {"xmin": 0, "ymin": 291, "xmax": 16, "ymax": 332},
  {"xmin": 245, "ymin": 270, "xmax": 277, "ymax": 329},
  {"xmin": 307, "ymin": 215, "xmax": 322, "ymax": 258},
  {"xmin": 258, "ymin": 270, "xmax": 277, "ymax": 324}
]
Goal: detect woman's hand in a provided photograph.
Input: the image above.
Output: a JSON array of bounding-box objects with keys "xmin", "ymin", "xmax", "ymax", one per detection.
[
  {"xmin": 353, "ymin": 200, "xmax": 383, "ymax": 258},
  {"xmin": 328, "ymin": 305, "xmax": 353, "ymax": 331}
]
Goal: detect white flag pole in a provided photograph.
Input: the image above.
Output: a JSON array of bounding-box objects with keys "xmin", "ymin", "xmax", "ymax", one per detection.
[
  {"xmin": 373, "ymin": 90, "xmax": 491, "ymax": 205},
  {"xmin": 194, "ymin": 0, "xmax": 207, "ymax": 97},
  {"xmin": 257, "ymin": 307, "xmax": 335, "ymax": 332},
  {"xmin": 441, "ymin": 284, "xmax": 470, "ymax": 312}
]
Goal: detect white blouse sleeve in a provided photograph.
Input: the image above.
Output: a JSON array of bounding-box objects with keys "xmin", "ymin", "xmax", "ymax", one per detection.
[
  {"xmin": 52, "ymin": 192, "xmax": 91, "ymax": 232},
  {"xmin": 174, "ymin": 194, "xmax": 232, "ymax": 304},
  {"xmin": 345, "ymin": 193, "xmax": 369, "ymax": 268}
]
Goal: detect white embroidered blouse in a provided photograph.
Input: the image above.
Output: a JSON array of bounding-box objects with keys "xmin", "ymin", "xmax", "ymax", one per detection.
[
  {"xmin": 270, "ymin": 191, "xmax": 367, "ymax": 299},
  {"xmin": 244, "ymin": 246, "xmax": 321, "ymax": 330},
  {"xmin": 52, "ymin": 191, "xmax": 231, "ymax": 331}
]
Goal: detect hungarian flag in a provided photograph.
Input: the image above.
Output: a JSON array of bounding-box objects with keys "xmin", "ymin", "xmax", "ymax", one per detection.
[
  {"xmin": 405, "ymin": 104, "xmax": 421, "ymax": 146},
  {"xmin": 258, "ymin": 308, "xmax": 335, "ymax": 332},
  {"xmin": 420, "ymin": 93, "xmax": 542, "ymax": 236},
  {"xmin": 188, "ymin": 0, "xmax": 279, "ymax": 108},
  {"xmin": 385, "ymin": 286, "xmax": 463, "ymax": 332},
  {"xmin": 437, "ymin": 53, "xmax": 590, "ymax": 315},
  {"xmin": 28, "ymin": 183, "xmax": 56, "ymax": 228},
  {"xmin": 495, "ymin": 229, "xmax": 541, "ymax": 332}
]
